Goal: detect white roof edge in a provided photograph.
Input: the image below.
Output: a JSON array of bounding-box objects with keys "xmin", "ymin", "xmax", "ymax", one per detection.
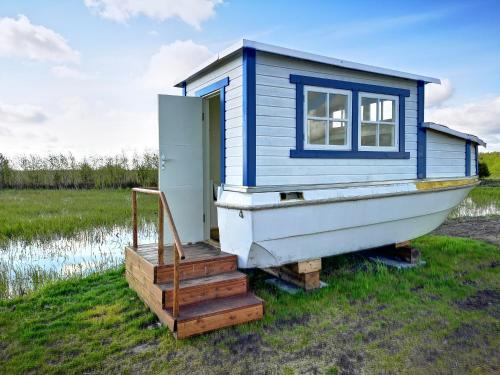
[
  {"xmin": 423, "ymin": 122, "xmax": 487, "ymax": 147},
  {"xmin": 174, "ymin": 39, "xmax": 441, "ymax": 87}
]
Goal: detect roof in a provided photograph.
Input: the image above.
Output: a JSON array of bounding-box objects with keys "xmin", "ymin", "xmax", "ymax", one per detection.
[
  {"xmin": 174, "ymin": 39, "xmax": 441, "ymax": 87},
  {"xmin": 423, "ymin": 122, "xmax": 486, "ymax": 147}
]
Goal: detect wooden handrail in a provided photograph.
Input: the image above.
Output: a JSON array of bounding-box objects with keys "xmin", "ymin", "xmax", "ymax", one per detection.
[
  {"xmin": 131, "ymin": 187, "xmax": 185, "ymax": 260},
  {"xmin": 131, "ymin": 187, "xmax": 184, "ymax": 318}
]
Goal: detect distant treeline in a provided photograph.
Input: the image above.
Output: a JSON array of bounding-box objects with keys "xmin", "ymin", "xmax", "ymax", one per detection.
[{"xmin": 0, "ymin": 152, "xmax": 158, "ymax": 189}]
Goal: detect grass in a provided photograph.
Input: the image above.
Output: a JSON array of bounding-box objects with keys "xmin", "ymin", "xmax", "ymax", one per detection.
[
  {"xmin": 469, "ymin": 186, "xmax": 500, "ymax": 207},
  {"xmin": 480, "ymin": 151, "xmax": 500, "ymax": 179},
  {"xmin": 0, "ymin": 189, "xmax": 157, "ymax": 246},
  {"xmin": 1, "ymin": 236, "xmax": 498, "ymax": 374}
]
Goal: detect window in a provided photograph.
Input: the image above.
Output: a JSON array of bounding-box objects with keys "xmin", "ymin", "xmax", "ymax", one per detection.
[
  {"xmin": 304, "ymin": 86, "xmax": 351, "ymax": 150},
  {"xmin": 359, "ymin": 93, "xmax": 398, "ymax": 151}
]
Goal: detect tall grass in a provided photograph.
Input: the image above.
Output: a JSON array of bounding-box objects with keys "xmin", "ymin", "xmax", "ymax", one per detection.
[
  {"xmin": 480, "ymin": 151, "xmax": 500, "ymax": 179},
  {"xmin": 0, "ymin": 151, "xmax": 158, "ymax": 189}
]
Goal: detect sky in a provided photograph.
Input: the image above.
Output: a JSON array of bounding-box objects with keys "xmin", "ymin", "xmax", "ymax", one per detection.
[{"xmin": 0, "ymin": 0, "xmax": 499, "ymax": 158}]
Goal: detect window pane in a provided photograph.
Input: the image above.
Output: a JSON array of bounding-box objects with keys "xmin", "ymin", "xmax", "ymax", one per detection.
[
  {"xmin": 380, "ymin": 99, "xmax": 396, "ymax": 122},
  {"xmin": 361, "ymin": 122, "xmax": 377, "ymax": 146},
  {"xmin": 330, "ymin": 94, "xmax": 348, "ymax": 119},
  {"xmin": 308, "ymin": 119, "xmax": 326, "ymax": 145},
  {"xmin": 307, "ymin": 91, "xmax": 327, "ymax": 117},
  {"xmin": 361, "ymin": 97, "xmax": 378, "ymax": 122},
  {"xmin": 329, "ymin": 121, "xmax": 347, "ymax": 145},
  {"xmin": 379, "ymin": 124, "xmax": 395, "ymax": 147}
]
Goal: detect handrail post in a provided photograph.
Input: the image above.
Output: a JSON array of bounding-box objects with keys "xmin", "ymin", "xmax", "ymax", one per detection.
[
  {"xmin": 132, "ymin": 190, "xmax": 138, "ymax": 248},
  {"xmin": 173, "ymin": 244, "xmax": 180, "ymax": 318},
  {"xmin": 158, "ymin": 196, "xmax": 164, "ymax": 265}
]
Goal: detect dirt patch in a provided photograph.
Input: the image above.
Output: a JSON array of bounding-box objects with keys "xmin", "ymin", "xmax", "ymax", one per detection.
[
  {"xmin": 432, "ymin": 216, "xmax": 500, "ymax": 247},
  {"xmin": 456, "ymin": 289, "xmax": 500, "ymax": 318}
]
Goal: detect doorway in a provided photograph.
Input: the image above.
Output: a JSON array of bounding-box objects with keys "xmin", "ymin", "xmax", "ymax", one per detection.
[{"xmin": 203, "ymin": 93, "xmax": 221, "ymax": 243}]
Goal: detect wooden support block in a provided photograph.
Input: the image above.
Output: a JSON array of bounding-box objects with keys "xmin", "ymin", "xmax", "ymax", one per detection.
[
  {"xmin": 265, "ymin": 259, "xmax": 322, "ymax": 291},
  {"xmin": 378, "ymin": 242, "xmax": 421, "ymax": 264}
]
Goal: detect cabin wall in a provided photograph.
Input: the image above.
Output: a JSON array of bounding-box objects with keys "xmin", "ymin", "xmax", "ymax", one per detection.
[
  {"xmin": 470, "ymin": 143, "xmax": 478, "ymax": 176},
  {"xmin": 254, "ymin": 51, "xmax": 419, "ymax": 186},
  {"xmin": 185, "ymin": 52, "xmax": 244, "ymax": 186},
  {"xmin": 426, "ymin": 130, "xmax": 470, "ymax": 178}
]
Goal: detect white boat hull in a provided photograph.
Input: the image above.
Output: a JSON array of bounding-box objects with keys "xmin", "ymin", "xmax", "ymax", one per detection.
[{"xmin": 216, "ymin": 179, "xmax": 476, "ymax": 268}]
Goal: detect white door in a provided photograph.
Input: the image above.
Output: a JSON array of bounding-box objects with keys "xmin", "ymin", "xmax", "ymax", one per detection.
[{"xmin": 158, "ymin": 94, "xmax": 203, "ymax": 244}]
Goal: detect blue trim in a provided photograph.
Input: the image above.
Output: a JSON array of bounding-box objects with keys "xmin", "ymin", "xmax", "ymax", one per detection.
[
  {"xmin": 475, "ymin": 144, "xmax": 479, "ymax": 176},
  {"xmin": 290, "ymin": 74, "xmax": 409, "ymax": 160},
  {"xmin": 195, "ymin": 77, "xmax": 230, "ymax": 184},
  {"xmin": 416, "ymin": 81, "xmax": 426, "ymax": 179},
  {"xmin": 465, "ymin": 140, "xmax": 471, "ymax": 177},
  {"xmin": 195, "ymin": 77, "xmax": 229, "ymax": 97},
  {"xmin": 291, "ymin": 150, "xmax": 410, "ymax": 159},
  {"xmin": 290, "ymin": 74, "xmax": 411, "ymax": 97},
  {"xmin": 243, "ymin": 47, "xmax": 256, "ymax": 186},
  {"xmin": 181, "ymin": 81, "xmax": 187, "ymax": 96},
  {"xmin": 351, "ymin": 90, "xmax": 359, "ymax": 152}
]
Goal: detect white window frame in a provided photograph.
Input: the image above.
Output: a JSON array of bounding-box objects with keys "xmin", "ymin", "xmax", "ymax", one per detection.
[
  {"xmin": 303, "ymin": 85, "xmax": 352, "ymax": 151},
  {"xmin": 358, "ymin": 92, "xmax": 399, "ymax": 152}
]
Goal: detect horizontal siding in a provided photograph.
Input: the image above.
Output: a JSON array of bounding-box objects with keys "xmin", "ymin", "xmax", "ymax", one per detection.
[
  {"xmin": 470, "ymin": 143, "xmax": 477, "ymax": 176},
  {"xmin": 426, "ymin": 130, "xmax": 466, "ymax": 178},
  {"xmin": 186, "ymin": 53, "xmax": 243, "ymax": 186},
  {"xmin": 254, "ymin": 51, "xmax": 418, "ymax": 186}
]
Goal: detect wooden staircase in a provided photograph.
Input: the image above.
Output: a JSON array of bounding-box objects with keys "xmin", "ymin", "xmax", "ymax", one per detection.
[{"xmin": 125, "ymin": 243, "xmax": 263, "ymax": 338}]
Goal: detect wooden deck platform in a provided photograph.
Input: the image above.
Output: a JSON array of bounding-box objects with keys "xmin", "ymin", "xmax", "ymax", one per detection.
[{"xmin": 125, "ymin": 242, "xmax": 264, "ymax": 338}]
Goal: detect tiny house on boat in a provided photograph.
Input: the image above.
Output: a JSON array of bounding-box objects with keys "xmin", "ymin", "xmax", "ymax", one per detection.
[{"xmin": 125, "ymin": 39, "xmax": 486, "ymax": 338}]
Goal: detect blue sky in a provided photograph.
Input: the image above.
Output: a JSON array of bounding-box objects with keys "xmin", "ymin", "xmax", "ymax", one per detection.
[{"xmin": 0, "ymin": 0, "xmax": 499, "ymax": 156}]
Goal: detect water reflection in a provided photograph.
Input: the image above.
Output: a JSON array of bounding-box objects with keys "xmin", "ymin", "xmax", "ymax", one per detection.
[
  {"xmin": 0, "ymin": 224, "xmax": 157, "ymax": 298},
  {"xmin": 449, "ymin": 197, "xmax": 500, "ymax": 219}
]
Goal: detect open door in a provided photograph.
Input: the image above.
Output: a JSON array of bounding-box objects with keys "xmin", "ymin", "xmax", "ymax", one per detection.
[{"xmin": 158, "ymin": 94, "xmax": 203, "ymax": 244}]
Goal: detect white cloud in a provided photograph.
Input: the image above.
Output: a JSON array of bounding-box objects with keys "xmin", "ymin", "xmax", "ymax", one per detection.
[
  {"xmin": 0, "ymin": 15, "xmax": 79, "ymax": 62},
  {"xmin": 0, "ymin": 102, "xmax": 48, "ymax": 123},
  {"xmin": 140, "ymin": 40, "xmax": 212, "ymax": 93},
  {"xmin": 426, "ymin": 96, "xmax": 500, "ymax": 150},
  {"xmin": 51, "ymin": 65, "xmax": 90, "ymax": 80},
  {"xmin": 425, "ymin": 78, "xmax": 454, "ymax": 108},
  {"xmin": 84, "ymin": 0, "xmax": 222, "ymax": 29}
]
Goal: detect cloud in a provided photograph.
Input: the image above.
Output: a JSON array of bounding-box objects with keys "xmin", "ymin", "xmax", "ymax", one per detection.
[
  {"xmin": 0, "ymin": 15, "xmax": 79, "ymax": 62},
  {"xmin": 84, "ymin": 0, "xmax": 222, "ymax": 29},
  {"xmin": 51, "ymin": 65, "xmax": 90, "ymax": 80},
  {"xmin": 425, "ymin": 79, "xmax": 454, "ymax": 108},
  {"xmin": 0, "ymin": 102, "xmax": 48, "ymax": 123},
  {"xmin": 426, "ymin": 96, "xmax": 500, "ymax": 150},
  {"xmin": 140, "ymin": 40, "xmax": 212, "ymax": 93}
]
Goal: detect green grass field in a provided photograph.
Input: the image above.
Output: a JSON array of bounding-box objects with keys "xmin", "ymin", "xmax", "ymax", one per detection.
[
  {"xmin": 0, "ymin": 236, "xmax": 498, "ymax": 374},
  {"xmin": 0, "ymin": 189, "xmax": 157, "ymax": 246},
  {"xmin": 480, "ymin": 151, "xmax": 500, "ymax": 179}
]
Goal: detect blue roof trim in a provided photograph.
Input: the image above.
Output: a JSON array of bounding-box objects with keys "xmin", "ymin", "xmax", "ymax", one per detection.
[
  {"xmin": 195, "ymin": 77, "xmax": 229, "ymax": 97},
  {"xmin": 290, "ymin": 74, "xmax": 411, "ymax": 97},
  {"xmin": 243, "ymin": 47, "xmax": 256, "ymax": 186},
  {"xmin": 465, "ymin": 140, "xmax": 471, "ymax": 177},
  {"xmin": 290, "ymin": 150, "xmax": 410, "ymax": 159},
  {"xmin": 416, "ymin": 81, "xmax": 426, "ymax": 179},
  {"xmin": 290, "ymin": 74, "xmax": 409, "ymax": 160},
  {"xmin": 181, "ymin": 82, "xmax": 187, "ymax": 96},
  {"xmin": 195, "ymin": 77, "xmax": 230, "ymax": 184}
]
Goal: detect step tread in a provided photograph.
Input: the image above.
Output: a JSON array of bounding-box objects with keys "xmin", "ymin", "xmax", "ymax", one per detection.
[
  {"xmin": 157, "ymin": 271, "xmax": 247, "ymax": 291},
  {"xmin": 174, "ymin": 293, "xmax": 263, "ymax": 322}
]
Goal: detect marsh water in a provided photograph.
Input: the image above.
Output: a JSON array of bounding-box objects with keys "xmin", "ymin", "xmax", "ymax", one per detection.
[
  {"xmin": 0, "ymin": 223, "xmax": 157, "ymax": 298},
  {"xmin": 1, "ymin": 196, "xmax": 498, "ymax": 298}
]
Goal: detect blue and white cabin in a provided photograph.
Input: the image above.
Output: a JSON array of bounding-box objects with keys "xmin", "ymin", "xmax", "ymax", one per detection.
[{"xmin": 159, "ymin": 40, "xmax": 486, "ymax": 268}]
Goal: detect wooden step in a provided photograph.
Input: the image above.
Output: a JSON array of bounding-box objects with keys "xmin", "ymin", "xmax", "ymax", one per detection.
[
  {"xmin": 158, "ymin": 271, "xmax": 248, "ymax": 308},
  {"xmin": 155, "ymin": 253, "xmax": 237, "ymax": 283},
  {"xmin": 172, "ymin": 293, "xmax": 264, "ymax": 339}
]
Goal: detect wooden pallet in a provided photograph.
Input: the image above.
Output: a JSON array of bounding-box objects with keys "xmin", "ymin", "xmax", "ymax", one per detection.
[{"xmin": 125, "ymin": 242, "xmax": 264, "ymax": 338}]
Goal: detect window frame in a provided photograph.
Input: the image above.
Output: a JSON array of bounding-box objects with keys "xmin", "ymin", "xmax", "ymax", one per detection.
[
  {"xmin": 289, "ymin": 74, "xmax": 411, "ymax": 160},
  {"xmin": 358, "ymin": 92, "xmax": 399, "ymax": 152},
  {"xmin": 303, "ymin": 85, "xmax": 352, "ymax": 151}
]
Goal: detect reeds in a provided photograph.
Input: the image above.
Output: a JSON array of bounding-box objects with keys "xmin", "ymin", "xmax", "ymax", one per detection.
[{"xmin": 0, "ymin": 151, "xmax": 158, "ymax": 189}]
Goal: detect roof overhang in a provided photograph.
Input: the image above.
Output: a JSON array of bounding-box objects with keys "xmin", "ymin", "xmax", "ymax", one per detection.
[
  {"xmin": 423, "ymin": 122, "xmax": 486, "ymax": 147},
  {"xmin": 174, "ymin": 39, "xmax": 441, "ymax": 87}
]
